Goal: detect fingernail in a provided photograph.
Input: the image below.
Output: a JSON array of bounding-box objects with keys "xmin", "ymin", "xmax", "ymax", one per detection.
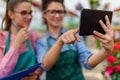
[
  {"xmin": 105, "ymin": 15, "xmax": 108, "ymax": 18},
  {"xmin": 93, "ymin": 30, "xmax": 96, "ymax": 33},
  {"xmin": 99, "ymin": 20, "xmax": 102, "ymax": 23}
]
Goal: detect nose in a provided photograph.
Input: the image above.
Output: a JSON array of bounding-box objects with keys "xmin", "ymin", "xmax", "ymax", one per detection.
[
  {"xmin": 27, "ymin": 14, "xmax": 32, "ymax": 19},
  {"xmin": 54, "ymin": 13, "xmax": 60, "ymax": 17}
]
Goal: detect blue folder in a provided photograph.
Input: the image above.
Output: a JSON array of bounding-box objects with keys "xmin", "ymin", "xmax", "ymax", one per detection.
[{"xmin": 0, "ymin": 63, "xmax": 41, "ymax": 80}]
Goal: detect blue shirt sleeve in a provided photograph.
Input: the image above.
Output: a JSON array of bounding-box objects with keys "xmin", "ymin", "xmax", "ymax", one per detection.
[
  {"xmin": 75, "ymin": 36, "xmax": 93, "ymax": 70},
  {"xmin": 35, "ymin": 38, "xmax": 48, "ymax": 70}
]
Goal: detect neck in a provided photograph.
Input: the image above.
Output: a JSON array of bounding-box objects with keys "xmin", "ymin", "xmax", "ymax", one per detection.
[
  {"xmin": 48, "ymin": 25, "xmax": 62, "ymax": 38},
  {"xmin": 10, "ymin": 25, "xmax": 18, "ymax": 36},
  {"xmin": 10, "ymin": 21, "xmax": 21, "ymax": 36},
  {"xmin": 11, "ymin": 21, "xmax": 20, "ymax": 31}
]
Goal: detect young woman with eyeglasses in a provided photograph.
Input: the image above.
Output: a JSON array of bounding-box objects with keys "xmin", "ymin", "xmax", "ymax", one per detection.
[
  {"xmin": 0, "ymin": 0, "xmax": 44, "ymax": 79},
  {"xmin": 0, "ymin": 0, "xmax": 87, "ymax": 79},
  {"xmin": 0, "ymin": 0, "xmax": 72, "ymax": 79},
  {"xmin": 35, "ymin": 0, "xmax": 114, "ymax": 80}
]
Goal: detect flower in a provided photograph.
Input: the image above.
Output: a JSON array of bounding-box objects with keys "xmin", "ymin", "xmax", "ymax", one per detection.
[
  {"xmin": 114, "ymin": 43, "xmax": 120, "ymax": 50},
  {"xmin": 102, "ymin": 43, "xmax": 120, "ymax": 80},
  {"xmin": 116, "ymin": 64, "xmax": 120, "ymax": 72},
  {"xmin": 105, "ymin": 66, "xmax": 114, "ymax": 78},
  {"xmin": 107, "ymin": 55, "xmax": 118, "ymax": 64}
]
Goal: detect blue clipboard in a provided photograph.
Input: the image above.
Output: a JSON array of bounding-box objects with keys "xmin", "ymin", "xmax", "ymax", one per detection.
[{"xmin": 0, "ymin": 63, "xmax": 42, "ymax": 80}]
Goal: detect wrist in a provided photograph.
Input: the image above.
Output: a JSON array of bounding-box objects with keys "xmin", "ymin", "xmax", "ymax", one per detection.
[
  {"xmin": 12, "ymin": 41, "xmax": 21, "ymax": 48},
  {"xmin": 102, "ymin": 47, "xmax": 113, "ymax": 55},
  {"xmin": 56, "ymin": 38, "xmax": 64, "ymax": 47}
]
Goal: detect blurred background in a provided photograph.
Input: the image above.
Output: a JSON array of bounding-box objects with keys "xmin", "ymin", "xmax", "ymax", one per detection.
[
  {"xmin": 1, "ymin": 0, "xmax": 120, "ymax": 31},
  {"xmin": 1, "ymin": 0, "xmax": 120, "ymax": 80}
]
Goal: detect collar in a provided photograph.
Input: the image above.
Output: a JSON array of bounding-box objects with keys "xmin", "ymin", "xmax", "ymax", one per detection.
[{"xmin": 46, "ymin": 27, "xmax": 67, "ymax": 39}]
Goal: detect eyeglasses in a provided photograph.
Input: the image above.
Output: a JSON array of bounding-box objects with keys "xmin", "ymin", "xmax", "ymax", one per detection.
[
  {"xmin": 44, "ymin": 10, "xmax": 66, "ymax": 17},
  {"xmin": 14, "ymin": 10, "xmax": 33, "ymax": 18}
]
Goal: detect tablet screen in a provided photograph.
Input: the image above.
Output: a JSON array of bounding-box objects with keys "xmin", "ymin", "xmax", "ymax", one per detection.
[{"xmin": 79, "ymin": 9, "xmax": 113, "ymax": 36}]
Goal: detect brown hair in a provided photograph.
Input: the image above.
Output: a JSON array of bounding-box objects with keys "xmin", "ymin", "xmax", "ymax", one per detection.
[
  {"xmin": 42, "ymin": 0, "xmax": 64, "ymax": 11},
  {"xmin": 42, "ymin": 0, "xmax": 65, "ymax": 24},
  {"xmin": 2, "ymin": 0, "xmax": 29, "ymax": 31}
]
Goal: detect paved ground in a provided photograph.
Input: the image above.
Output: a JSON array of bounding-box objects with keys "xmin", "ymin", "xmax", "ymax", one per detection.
[
  {"xmin": 83, "ymin": 63, "xmax": 106, "ymax": 80},
  {"xmin": 82, "ymin": 48, "xmax": 106, "ymax": 80}
]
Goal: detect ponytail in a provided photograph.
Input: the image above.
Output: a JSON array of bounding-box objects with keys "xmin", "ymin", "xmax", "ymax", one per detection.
[{"xmin": 2, "ymin": 0, "xmax": 11, "ymax": 31}]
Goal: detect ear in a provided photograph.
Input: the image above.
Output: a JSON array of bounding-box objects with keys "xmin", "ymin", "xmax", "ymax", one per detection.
[
  {"xmin": 8, "ymin": 10, "xmax": 14, "ymax": 19},
  {"xmin": 43, "ymin": 13, "xmax": 47, "ymax": 19}
]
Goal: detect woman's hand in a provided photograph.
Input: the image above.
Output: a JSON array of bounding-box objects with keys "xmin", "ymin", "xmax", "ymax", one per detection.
[
  {"xmin": 93, "ymin": 15, "xmax": 114, "ymax": 52},
  {"xmin": 21, "ymin": 67, "xmax": 42, "ymax": 80},
  {"xmin": 58, "ymin": 29, "xmax": 80, "ymax": 45},
  {"xmin": 13, "ymin": 27, "xmax": 29, "ymax": 48}
]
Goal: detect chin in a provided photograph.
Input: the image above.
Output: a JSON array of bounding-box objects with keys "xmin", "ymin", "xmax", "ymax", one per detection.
[
  {"xmin": 53, "ymin": 23, "xmax": 62, "ymax": 27},
  {"xmin": 24, "ymin": 23, "xmax": 30, "ymax": 27},
  {"xmin": 52, "ymin": 25, "xmax": 60, "ymax": 28}
]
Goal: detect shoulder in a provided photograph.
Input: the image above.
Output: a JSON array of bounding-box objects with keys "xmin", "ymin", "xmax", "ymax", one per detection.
[
  {"xmin": 36, "ymin": 36, "xmax": 47, "ymax": 47},
  {"xmin": 0, "ymin": 31, "xmax": 8, "ymax": 40},
  {"xmin": 29, "ymin": 30, "xmax": 37, "ymax": 37},
  {"xmin": 28, "ymin": 30, "xmax": 41, "ymax": 41},
  {"xmin": 0, "ymin": 31, "xmax": 8, "ymax": 47},
  {"xmin": 0, "ymin": 31, "xmax": 8, "ymax": 36}
]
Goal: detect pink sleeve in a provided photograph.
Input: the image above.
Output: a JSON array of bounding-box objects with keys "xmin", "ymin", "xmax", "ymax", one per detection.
[
  {"xmin": 0, "ymin": 32, "xmax": 20, "ymax": 78},
  {"xmin": 29, "ymin": 30, "xmax": 41, "ymax": 50},
  {"xmin": 29, "ymin": 30, "xmax": 41, "ymax": 40}
]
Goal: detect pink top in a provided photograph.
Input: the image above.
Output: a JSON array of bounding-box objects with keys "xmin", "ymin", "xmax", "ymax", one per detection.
[{"xmin": 0, "ymin": 30, "xmax": 39, "ymax": 78}]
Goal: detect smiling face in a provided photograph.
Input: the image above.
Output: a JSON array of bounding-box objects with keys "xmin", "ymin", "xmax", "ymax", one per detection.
[
  {"xmin": 9, "ymin": 2, "xmax": 32, "ymax": 29},
  {"xmin": 43, "ymin": 2, "xmax": 65, "ymax": 28}
]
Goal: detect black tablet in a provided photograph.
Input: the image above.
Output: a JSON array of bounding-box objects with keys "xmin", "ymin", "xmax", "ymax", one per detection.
[{"xmin": 79, "ymin": 9, "xmax": 113, "ymax": 36}]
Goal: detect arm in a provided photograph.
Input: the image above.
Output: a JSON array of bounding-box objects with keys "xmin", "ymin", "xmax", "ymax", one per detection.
[
  {"xmin": 36, "ymin": 15, "xmax": 113, "ymax": 70},
  {"xmin": 88, "ymin": 48, "xmax": 110, "ymax": 68},
  {"xmin": 42, "ymin": 29, "xmax": 81, "ymax": 69},
  {"xmin": 87, "ymin": 15, "xmax": 114, "ymax": 67},
  {"xmin": 0, "ymin": 28, "xmax": 29, "ymax": 78},
  {"xmin": 42, "ymin": 16, "xmax": 113, "ymax": 70},
  {"xmin": 42, "ymin": 39, "xmax": 64, "ymax": 69},
  {"xmin": 75, "ymin": 36, "xmax": 93, "ymax": 70},
  {"xmin": 36, "ymin": 38, "xmax": 64, "ymax": 69},
  {"xmin": 36, "ymin": 29, "xmax": 80, "ymax": 69},
  {"xmin": 0, "ymin": 43, "xmax": 19, "ymax": 78}
]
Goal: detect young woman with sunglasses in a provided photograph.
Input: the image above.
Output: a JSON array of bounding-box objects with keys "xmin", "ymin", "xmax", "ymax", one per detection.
[{"xmin": 35, "ymin": 0, "xmax": 114, "ymax": 80}]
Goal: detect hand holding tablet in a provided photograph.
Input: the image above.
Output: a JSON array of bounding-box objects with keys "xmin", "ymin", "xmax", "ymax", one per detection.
[{"xmin": 79, "ymin": 9, "xmax": 113, "ymax": 36}]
